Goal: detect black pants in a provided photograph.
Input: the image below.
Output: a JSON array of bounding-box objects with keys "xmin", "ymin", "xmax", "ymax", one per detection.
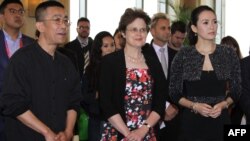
[{"xmin": 158, "ymin": 114, "xmax": 181, "ymax": 141}]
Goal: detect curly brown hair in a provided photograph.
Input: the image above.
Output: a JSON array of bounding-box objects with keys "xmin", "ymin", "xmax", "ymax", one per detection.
[{"xmin": 118, "ymin": 8, "xmax": 151, "ymax": 34}]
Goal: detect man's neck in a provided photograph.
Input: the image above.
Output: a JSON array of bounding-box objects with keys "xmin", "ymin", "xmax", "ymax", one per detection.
[
  {"xmin": 153, "ymin": 39, "xmax": 167, "ymax": 47},
  {"xmin": 168, "ymin": 41, "xmax": 180, "ymax": 51},
  {"xmin": 78, "ymin": 36, "xmax": 88, "ymax": 41},
  {"xmin": 3, "ymin": 26, "xmax": 21, "ymax": 40},
  {"xmin": 37, "ymin": 37, "xmax": 57, "ymax": 57}
]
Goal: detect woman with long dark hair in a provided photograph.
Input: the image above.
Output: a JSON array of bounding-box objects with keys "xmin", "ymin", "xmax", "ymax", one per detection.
[
  {"xmin": 169, "ymin": 5, "xmax": 241, "ymax": 141},
  {"xmin": 83, "ymin": 31, "xmax": 115, "ymax": 141}
]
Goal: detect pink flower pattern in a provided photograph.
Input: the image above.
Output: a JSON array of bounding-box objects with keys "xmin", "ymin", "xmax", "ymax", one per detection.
[{"xmin": 101, "ymin": 68, "xmax": 156, "ymax": 141}]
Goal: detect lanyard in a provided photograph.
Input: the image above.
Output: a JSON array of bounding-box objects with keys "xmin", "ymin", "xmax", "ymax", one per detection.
[{"xmin": 4, "ymin": 38, "xmax": 23, "ymax": 58}]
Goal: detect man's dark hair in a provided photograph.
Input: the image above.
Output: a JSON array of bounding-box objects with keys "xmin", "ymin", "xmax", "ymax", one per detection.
[
  {"xmin": 0, "ymin": 0, "xmax": 23, "ymax": 14},
  {"xmin": 77, "ymin": 17, "xmax": 90, "ymax": 25},
  {"xmin": 171, "ymin": 21, "xmax": 186, "ymax": 34},
  {"xmin": 35, "ymin": 1, "xmax": 64, "ymax": 22}
]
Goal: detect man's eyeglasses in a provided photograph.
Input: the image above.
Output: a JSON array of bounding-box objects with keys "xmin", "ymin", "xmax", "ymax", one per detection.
[
  {"xmin": 126, "ymin": 27, "xmax": 147, "ymax": 34},
  {"xmin": 41, "ymin": 18, "xmax": 71, "ymax": 26},
  {"xmin": 77, "ymin": 26, "xmax": 90, "ymax": 30},
  {"xmin": 8, "ymin": 8, "xmax": 25, "ymax": 15}
]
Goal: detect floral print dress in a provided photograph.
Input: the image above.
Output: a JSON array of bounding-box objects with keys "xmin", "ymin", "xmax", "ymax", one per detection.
[{"xmin": 101, "ymin": 68, "xmax": 156, "ymax": 141}]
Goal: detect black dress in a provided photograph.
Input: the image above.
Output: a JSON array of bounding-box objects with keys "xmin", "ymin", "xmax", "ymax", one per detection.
[{"xmin": 180, "ymin": 71, "xmax": 230, "ymax": 141}]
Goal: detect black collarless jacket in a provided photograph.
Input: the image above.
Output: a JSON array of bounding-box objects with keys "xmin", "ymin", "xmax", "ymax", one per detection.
[
  {"xmin": 99, "ymin": 48, "xmax": 166, "ymax": 122},
  {"xmin": 169, "ymin": 45, "xmax": 241, "ymax": 104},
  {"xmin": 0, "ymin": 30, "xmax": 35, "ymax": 95}
]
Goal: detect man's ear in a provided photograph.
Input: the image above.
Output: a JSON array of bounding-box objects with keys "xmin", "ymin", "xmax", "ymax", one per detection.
[
  {"xmin": 0, "ymin": 14, "xmax": 4, "ymax": 24},
  {"xmin": 150, "ymin": 28, "xmax": 155, "ymax": 37},
  {"xmin": 35, "ymin": 22, "xmax": 45, "ymax": 33}
]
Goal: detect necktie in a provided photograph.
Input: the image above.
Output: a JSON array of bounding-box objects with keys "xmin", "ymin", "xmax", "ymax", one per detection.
[
  {"xmin": 83, "ymin": 51, "xmax": 89, "ymax": 74},
  {"xmin": 81, "ymin": 42, "xmax": 87, "ymax": 47},
  {"xmin": 159, "ymin": 48, "xmax": 168, "ymax": 79}
]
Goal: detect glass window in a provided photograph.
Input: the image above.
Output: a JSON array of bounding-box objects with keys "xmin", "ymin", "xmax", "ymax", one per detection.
[{"xmin": 87, "ymin": 0, "xmax": 135, "ymax": 38}]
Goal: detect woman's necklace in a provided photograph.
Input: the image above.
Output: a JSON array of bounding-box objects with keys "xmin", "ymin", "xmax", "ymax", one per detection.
[
  {"xmin": 125, "ymin": 53, "xmax": 144, "ymax": 63},
  {"xmin": 196, "ymin": 45, "xmax": 215, "ymax": 55}
]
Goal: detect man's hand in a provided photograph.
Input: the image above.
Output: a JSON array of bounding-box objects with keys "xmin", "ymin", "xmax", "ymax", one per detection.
[
  {"xmin": 55, "ymin": 132, "xmax": 66, "ymax": 141},
  {"xmin": 164, "ymin": 104, "xmax": 179, "ymax": 121},
  {"xmin": 44, "ymin": 129, "xmax": 58, "ymax": 141},
  {"xmin": 55, "ymin": 131, "xmax": 73, "ymax": 141}
]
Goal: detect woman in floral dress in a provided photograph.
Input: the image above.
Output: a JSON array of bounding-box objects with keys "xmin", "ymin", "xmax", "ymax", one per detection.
[{"xmin": 99, "ymin": 8, "xmax": 166, "ymax": 141}]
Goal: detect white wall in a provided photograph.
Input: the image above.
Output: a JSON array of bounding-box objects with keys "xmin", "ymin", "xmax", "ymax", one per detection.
[
  {"xmin": 225, "ymin": 0, "xmax": 250, "ymax": 57},
  {"xmin": 69, "ymin": 0, "xmax": 80, "ymax": 41},
  {"xmin": 70, "ymin": 0, "xmax": 250, "ymax": 57},
  {"xmin": 87, "ymin": 0, "xmax": 158, "ymax": 42}
]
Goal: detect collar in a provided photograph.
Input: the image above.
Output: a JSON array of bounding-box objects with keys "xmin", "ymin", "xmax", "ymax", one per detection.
[
  {"xmin": 152, "ymin": 42, "xmax": 168, "ymax": 52},
  {"xmin": 77, "ymin": 36, "xmax": 88, "ymax": 47},
  {"xmin": 3, "ymin": 29, "xmax": 22, "ymax": 41}
]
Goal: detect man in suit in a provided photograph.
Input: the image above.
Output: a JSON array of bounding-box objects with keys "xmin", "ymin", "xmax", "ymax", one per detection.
[
  {"xmin": 142, "ymin": 13, "xmax": 180, "ymax": 141},
  {"xmin": 0, "ymin": 0, "xmax": 34, "ymax": 140},
  {"xmin": 64, "ymin": 17, "xmax": 93, "ymax": 140},
  {"xmin": 65, "ymin": 17, "xmax": 93, "ymax": 79},
  {"xmin": 240, "ymin": 55, "xmax": 250, "ymax": 124}
]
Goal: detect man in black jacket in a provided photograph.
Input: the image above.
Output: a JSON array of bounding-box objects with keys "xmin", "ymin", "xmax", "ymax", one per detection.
[
  {"xmin": 142, "ymin": 12, "xmax": 180, "ymax": 141},
  {"xmin": 64, "ymin": 17, "xmax": 93, "ymax": 140},
  {"xmin": 0, "ymin": 1, "xmax": 34, "ymax": 140},
  {"xmin": 0, "ymin": 1, "xmax": 82, "ymax": 141},
  {"xmin": 240, "ymin": 55, "xmax": 250, "ymax": 124},
  {"xmin": 64, "ymin": 17, "xmax": 93, "ymax": 79}
]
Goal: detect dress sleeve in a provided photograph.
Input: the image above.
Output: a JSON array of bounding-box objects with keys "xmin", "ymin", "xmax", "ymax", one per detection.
[
  {"xmin": 169, "ymin": 49, "xmax": 185, "ymax": 104},
  {"xmin": 99, "ymin": 55, "xmax": 118, "ymax": 120}
]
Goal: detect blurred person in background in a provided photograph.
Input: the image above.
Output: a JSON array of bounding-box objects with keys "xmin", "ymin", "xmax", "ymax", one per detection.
[
  {"xmin": 113, "ymin": 28, "xmax": 125, "ymax": 51},
  {"xmin": 84, "ymin": 31, "xmax": 115, "ymax": 141},
  {"xmin": 142, "ymin": 13, "xmax": 180, "ymax": 141},
  {"xmin": 221, "ymin": 36, "xmax": 244, "ymax": 125},
  {"xmin": 0, "ymin": 0, "xmax": 34, "ymax": 140},
  {"xmin": 168, "ymin": 20, "xmax": 187, "ymax": 51}
]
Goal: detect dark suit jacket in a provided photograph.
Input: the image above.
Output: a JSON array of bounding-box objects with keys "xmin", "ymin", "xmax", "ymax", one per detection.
[
  {"xmin": 142, "ymin": 42, "xmax": 179, "ymax": 141},
  {"xmin": 99, "ymin": 48, "xmax": 167, "ymax": 139},
  {"xmin": 239, "ymin": 55, "xmax": 250, "ymax": 124},
  {"xmin": 0, "ymin": 30, "xmax": 34, "ymax": 95},
  {"xmin": 0, "ymin": 29, "xmax": 34, "ymax": 133},
  {"xmin": 57, "ymin": 47, "xmax": 79, "ymax": 70},
  {"xmin": 64, "ymin": 37, "xmax": 93, "ymax": 79},
  {"xmin": 142, "ymin": 42, "xmax": 178, "ymax": 102}
]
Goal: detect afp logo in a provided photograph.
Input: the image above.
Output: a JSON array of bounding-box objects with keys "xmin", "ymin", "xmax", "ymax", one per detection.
[{"xmin": 224, "ymin": 125, "xmax": 249, "ymax": 141}]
